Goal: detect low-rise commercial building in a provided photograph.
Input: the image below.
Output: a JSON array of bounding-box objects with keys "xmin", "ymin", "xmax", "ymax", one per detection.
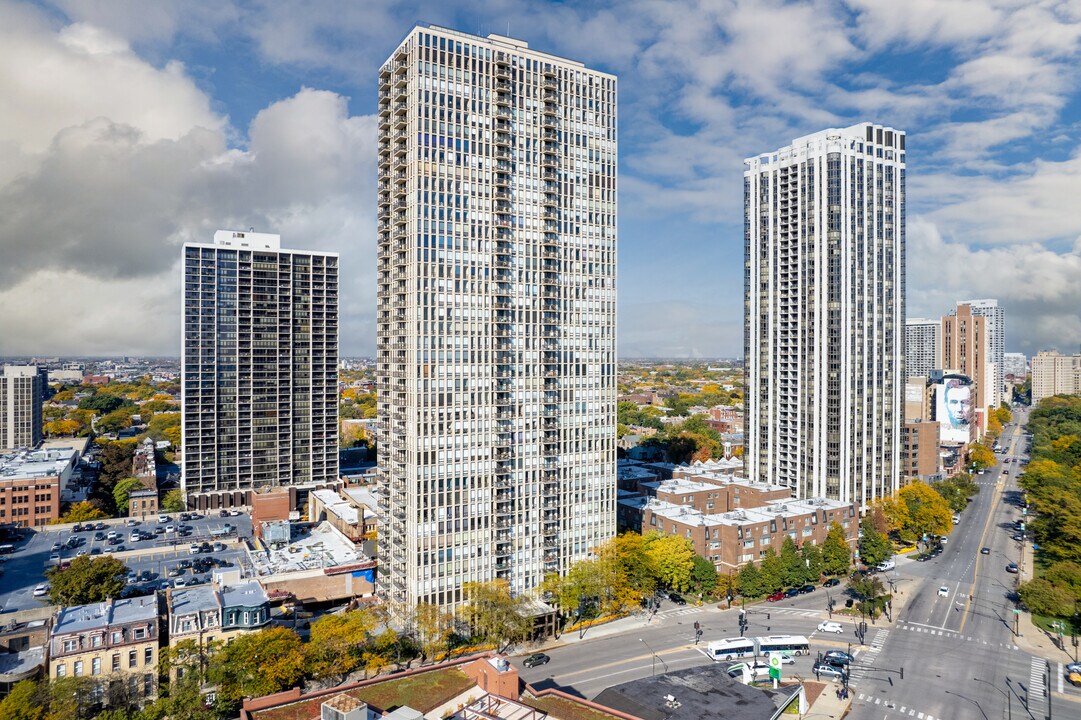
[
  {"xmin": 0, "ymin": 445, "xmax": 77, "ymax": 527},
  {"xmin": 128, "ymin": 489, "xmax": 158, "ymax": 520},
  {"xmin": 49, "ymin": 596, "xmax": 160, "ymax": 706},
  {"xmin": 309, "ymin": 488, "xmax": 378, "ymax": 543}
]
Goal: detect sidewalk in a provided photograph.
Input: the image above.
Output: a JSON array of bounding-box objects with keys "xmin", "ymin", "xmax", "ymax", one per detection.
[
  {"xmin": 1013, "ymin": 539, "xmax": 1076, "ymax": 664},
  {"xmin": 804, "ymin": 680, "xmax": 852, "ymax": 719}
]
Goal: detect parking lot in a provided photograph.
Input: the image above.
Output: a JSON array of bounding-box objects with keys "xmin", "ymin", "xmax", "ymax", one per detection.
[{"xmin": 0, "ymin": 512, "xmax": 254, "ymax": 613}]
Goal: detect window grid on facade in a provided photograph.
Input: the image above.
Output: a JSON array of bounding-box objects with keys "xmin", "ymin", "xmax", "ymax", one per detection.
[{"xmin": 376, "ymin": 25, "xmax": 618, "ymax": 609}]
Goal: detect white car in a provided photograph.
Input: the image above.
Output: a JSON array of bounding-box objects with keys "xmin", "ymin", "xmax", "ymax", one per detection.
[
  {"xmin": 817, "ymin": 621, "xmax": 844, "ymax": 634},
  {"xmin": 938, "ymin": 586, "xmax": 950, "ymax": 597},
  {"xmin": 33, "ymin": 583, "xmax": 49, "ymax": 597},
  {"xmin": 764, "ymin": 652, "xmax": 795, "ymax": 665}
]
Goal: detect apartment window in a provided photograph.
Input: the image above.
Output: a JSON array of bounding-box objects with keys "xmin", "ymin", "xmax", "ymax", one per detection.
[
  {"xmin": 145, "ymin": 647, "xmax": 153, "ymax": 665},
  {"xmin": 143, "ymin": 674, "xmax": 153, "ymax": 696},
  {"xmin": 63, "ymin": 639, "xmax": 78, "ymax": 652},
  {"xmin": 56, "ymin": 663, "xmax": 66, "ymax": 677},
  {"xmin": 112, "ymin": 631, "xmax": 123, "ymax": 643},
  {"xmin": 133, "ymin": 627, "xmax": 147, "ymax": 640},
  {"xmin": 112, "ymin": 653, "xmax": 121, "ymax": 672},
  {"xmin": 92, "ymin": 657, "xmax": 101, "ymax": 675},
  {"xmin": 74, "ymin": 660, "xmax": 83, "ymax": 676},
  {"xmin": 91, "ymin": 634, "xmax": 103, "ymax": 647},
  {"xmin": 128, "ymin": 650, "xmax": 137, "ymax": 668},
  {"xmin": 759, "ymin": 537, "xmax": 771, "ymax": 546}
]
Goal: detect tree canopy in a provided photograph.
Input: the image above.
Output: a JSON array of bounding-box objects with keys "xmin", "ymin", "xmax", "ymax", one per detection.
[
  {"xmin": 880, "ymin": 481, "xmax": 953, "ymax": 543},
  {"xmin": 45, "ymin": 555, "xmax": 129, "ymax": 605},
  {"xmin": 858, "ymin": 518, "xmax": 892, "ymax": 568},
  {"xmin": 207, "ymin": 626, "xmax": 306, "ymax": 706}
]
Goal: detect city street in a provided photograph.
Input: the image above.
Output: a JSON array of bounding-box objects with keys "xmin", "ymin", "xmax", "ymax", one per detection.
[
  {"xmin": 847, "ymin": 408, "xmax": 1081, "ymax": 720},
  {"xmin": 509, "ymin": 407, "xmax": 1081, "ymax": 719},
  {"xmin": 0, "ymin": 513, "xmax": 253, "ymax": 613}
]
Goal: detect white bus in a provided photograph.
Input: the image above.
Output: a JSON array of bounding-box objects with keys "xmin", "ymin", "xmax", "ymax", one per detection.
[
  {"xmin": 755, "ymin": 635, "xmax": 810, "ymax": 657},
  {"xmin": 705, "ymin": 637, "xmax": 755, "ymax": 662}
]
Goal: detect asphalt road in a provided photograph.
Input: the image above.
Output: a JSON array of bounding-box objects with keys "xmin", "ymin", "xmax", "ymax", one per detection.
[
  {"xmin": 514, "ymin": 590, "xmax": 872, "ymax": 700},
  {"xmin": 847, "ymin": 407, "xmax": 1081, "ymax": 720},
  {"xmin": 0, "ymin": 513, "xmax": 253, "ymax": 612}
]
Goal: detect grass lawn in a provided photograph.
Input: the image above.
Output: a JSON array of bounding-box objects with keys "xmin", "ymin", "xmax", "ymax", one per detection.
[
  {"xmin": 524, "ymin": 694, "xmax": 627, "ymax": 720},
  {"xmin": 252, "ymin": 667, "xmax": 475, "ymax": 720},
  {"xmin": 354, "ymin": 666, "xmax": 475, "ymax": 712}
]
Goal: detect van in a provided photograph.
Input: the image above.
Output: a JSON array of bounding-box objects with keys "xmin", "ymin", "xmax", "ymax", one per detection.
[{"xmin": 876, "ymin": 560, "xmax": 896, "ymax": 572}]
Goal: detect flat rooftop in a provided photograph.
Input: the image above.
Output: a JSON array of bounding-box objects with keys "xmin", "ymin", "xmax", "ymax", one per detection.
[
  {"xmin": 593, "ymin": 663, "xmax": 795, "ymax": 720},
  {"xmin": 0, "ymin": 445, "xmax": 78, "ymax": 480}
]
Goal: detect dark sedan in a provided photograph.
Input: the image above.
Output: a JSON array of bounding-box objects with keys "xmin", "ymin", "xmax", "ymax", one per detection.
[{"xmin": 523, "ymin": 653, "xmax": 550, "ymax": 668}]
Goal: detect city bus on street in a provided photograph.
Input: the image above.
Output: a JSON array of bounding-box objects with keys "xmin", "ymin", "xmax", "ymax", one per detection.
[
  {"xmin": 755, "ymin": 635, "xmax": 810, "ymax": 657},
  {"xmin": 705, "ymin": 637, "xmax": 755, "ymax": 662}
]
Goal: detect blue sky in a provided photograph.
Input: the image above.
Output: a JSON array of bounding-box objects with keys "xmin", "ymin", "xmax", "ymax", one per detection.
[{"xmin": 1, "ymin": 0, "xmax": 1080, "ymax": 358}]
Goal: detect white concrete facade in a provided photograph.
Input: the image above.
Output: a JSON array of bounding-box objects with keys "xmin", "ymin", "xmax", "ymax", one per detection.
[
  {"xmin": 905, "ymin": 318, "xmax": 940, "ymax": 379},
  {"xmin": 376, "ymin": 25, "xmax": 618, "ymax": 609},
  {"xmin": 1031, "ymin": 351, "xmax": 1081, "ymax": 405},
  {"xmin": 744, "ymin": 123, "xmax": 904, "ymax": 505},
  {"xmin": 0, "ymin": 365, "xmax": 45, "ymax": 452}
]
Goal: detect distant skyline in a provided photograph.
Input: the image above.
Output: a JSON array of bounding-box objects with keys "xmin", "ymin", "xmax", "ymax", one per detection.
[{"xmin": 2, "ymin": 1, "xmax": 1080, "ymax": 358}]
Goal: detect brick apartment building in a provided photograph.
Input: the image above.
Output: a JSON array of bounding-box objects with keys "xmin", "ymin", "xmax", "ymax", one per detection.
[{"xmin": 617, "ymin": 464, "xmax": 858, "ymax": 572}]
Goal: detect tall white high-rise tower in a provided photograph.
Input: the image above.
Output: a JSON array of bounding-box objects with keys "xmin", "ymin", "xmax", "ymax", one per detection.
[
  {"xmin": 376, "ymin": 26, "xmax": 618, "ymax": 609},
  {"xmin": 905, "ymin": 318, "xmax": 940, "ymax": 378},
  {"xmin": 745, "ymin": 123, "xmax": 905, "ymax": 505}
]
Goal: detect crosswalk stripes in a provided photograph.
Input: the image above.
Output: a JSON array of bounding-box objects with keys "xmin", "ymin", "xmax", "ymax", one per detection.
[
  {"xmin": 847, "ymin": 628, "xmax": 888, "ymax": 684},
  {"xmin": 1030, "ymin": 656, "xmax": 1047, "ymax": 701},
  {"xmin": 768, "ymin": 607, "xmax": 824, "ymax": 618},
  {"xmin": 896, "ymin": 621, "xmax": 1021, "ymax": 650},
  {"xmin": 854, "ymin": 692, "xmax": 935, "ymax": 720}
]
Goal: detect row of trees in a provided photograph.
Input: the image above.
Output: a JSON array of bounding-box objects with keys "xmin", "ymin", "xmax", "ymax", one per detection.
[
  {"xmin": 736, "ymin": 524, "xmax": 856, "ymax": 597},
  {"xmin": 1017, "ymin": 395, "xmax": 1081, "ymax": 618},
  {"xmin": 0, "ymin": 580, "xmax": 542, "ymax": 720},
  {"xmin": 539, "ymin": 532, "xmax": 718, "ymax": 623}
]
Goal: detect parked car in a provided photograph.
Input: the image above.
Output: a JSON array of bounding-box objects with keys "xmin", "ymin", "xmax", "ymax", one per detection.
[
  {"xmin": 33, "ymin": 583, "xmax": 49, "ymax": 597},
  {"xmin": 94, "ymin": 522, "xmax": 106, "ymax": 530},
  {"xmin": 1006, "ymin": 563, "xmax": 1019, "ymax": 573},
  {"xmin": 823, "ymin": 578, "xmax": 840, "ymax": 588},
  {"xmin": 93, "ymin": 532, "xmax": 105, "ymax": 541},
  {"xmin": 817, "ymin": 621, "xmax": 844, "ymax": 634},
  {"xmin": 523, "ymin": 653, "xmax": 550, "ymax": 668},
  {"xmin": 668, "ymin": 593, "xmax": 687, "ymax": 606},
  {"xmin": 798, "ymin": 584, "xmax": 816, "ymax": 594},
  {"xmin": 766, "ymin": 591, "xmax": 785, "ymax": 602},
  {"xmin": 981, "ymin": 547, "xmax": 991, "ymax": 555}
]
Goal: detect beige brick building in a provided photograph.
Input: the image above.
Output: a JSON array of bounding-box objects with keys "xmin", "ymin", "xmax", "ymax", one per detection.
[{"xmin": 49, "ymin": 596, "xmax": 160, "ymax": 706}]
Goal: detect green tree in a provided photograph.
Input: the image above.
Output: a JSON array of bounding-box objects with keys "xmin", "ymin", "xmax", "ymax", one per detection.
[
  {"xmin": 112, "ymin": 477, "xmax": 146, "ymax": 516},
  {"xmin": 161, "ymin": 488, "xmax": 186, "ymax": 513},
  {"xmin": 96, "ymin": 408, "xmax": 135, "ymax": 434},
  {"xmin": 849, "ymin": 576, "xmax": 890, "ymax": 619},
  {"xmin": 52, "ymin": 500, "xmax": 108, "ymax": 524},
  {"xmin": 690, "ymin": 555, "xmax": 718, "ymax": 596},
  {"xmin": 1019, "ymin": 578, "xmax": 1075, "ymax": 618},
  {"xmin": 0, "ymin": 679, "xmax": 44, "ymax": 720},
  {"xmin": 758, "ymin": 547, "xmax": 783, "ymax": 592},
  {"xmin": 45, "ymin": 554, "xmax": 129, "ymax": 605},
  {"xmin": 801, "ymin": 542, "xmax": 824, "ymax": 583},
  {"xmin": 596, "ymin": 532, "xmax": 658, "ymax": 605},
  {"xmin": 77, "ymin": 393, "xmax": 130, "ymax": 414},
  {"xmin": 779, "ymin": 536, "xmax": 804, "ymax": 587},
  {"xmin": 821, "ymin": 522, "xmax": 852, "ymax": 576},
  {"xmin": 459, "ymin": 580, "xmax": 533, "ymax": 650},
  {"xmin": 207, "ymin": 626, "xmax": 305, "ymax": 707},
  {"xmin": 644, "ymin": 532, "xmax": 696, "ymax": 592},
  {"xmin": 737, "ymin": 561, "xmax": 764, "ymax": 598},
  {"xmin": 858, "ymin": 518, "xmax": 892, "ymax": 568},
  {"xmin": 539, "ymin": 559, "xmax": 604, "ymax": 622}
]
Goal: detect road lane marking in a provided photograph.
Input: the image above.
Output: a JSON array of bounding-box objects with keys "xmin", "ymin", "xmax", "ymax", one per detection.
[
  {"xmin": 903, "ymin": 620, "xmax": 952, "ymax": 632},
  {"xmin": 1059, "ymin": 662, "xmax": 1064, "ymax": 694}
]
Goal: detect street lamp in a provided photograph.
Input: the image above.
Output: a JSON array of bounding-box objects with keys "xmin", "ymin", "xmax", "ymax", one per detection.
[
  {"xmin": 639, "ymin": 638, "xmax": 661, "ymax": 677},
  {"xmin": 973, "ymin": 677, "xmax": 1011, "ymax": 720}
]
